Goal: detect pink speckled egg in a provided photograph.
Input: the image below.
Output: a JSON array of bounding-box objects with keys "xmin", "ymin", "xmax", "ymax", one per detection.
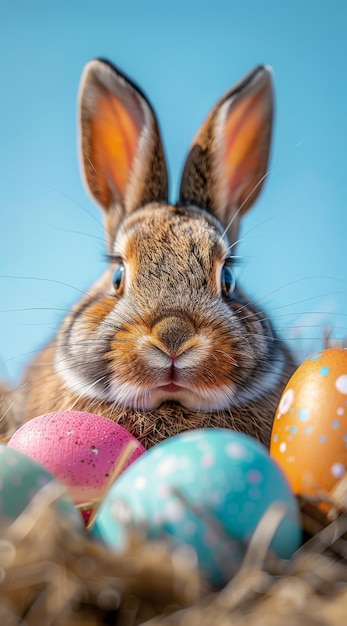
[{"xmin": 8, "ymin": 411, "xmax": 145, "ymax": 511}]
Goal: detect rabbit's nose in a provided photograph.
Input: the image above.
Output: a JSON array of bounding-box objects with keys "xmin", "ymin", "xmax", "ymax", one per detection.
[{"xmin": 152, "ymin": 315, "xmax": 196, "ymax": 358}]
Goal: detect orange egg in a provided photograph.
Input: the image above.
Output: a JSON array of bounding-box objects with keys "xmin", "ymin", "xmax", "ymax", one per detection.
[{"xmin": 270, "ymin": 348, "xmax": 347, "ymax": 498}]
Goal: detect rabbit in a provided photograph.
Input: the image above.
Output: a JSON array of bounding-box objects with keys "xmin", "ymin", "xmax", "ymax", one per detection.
[{"xmin": 12, "ymin": 58, "xmax": 296, "ymax": 448}]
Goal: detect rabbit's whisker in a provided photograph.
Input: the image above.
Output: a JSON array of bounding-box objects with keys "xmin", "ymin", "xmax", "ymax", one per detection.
[{"xmin": 220, "ymin": 171, "xmax": 271, "ymax": 242}]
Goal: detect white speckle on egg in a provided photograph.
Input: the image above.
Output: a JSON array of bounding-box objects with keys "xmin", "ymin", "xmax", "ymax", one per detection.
[
  {"xmin": 202, "ymin": 454, "xmax": 215, "ymax": 468},
  {"xmin": 164, "ymin": 499, "xmax": 185, "ymax": 522},
  {"xmin": 111, "ymin": 500, "xmax": 133, "ymax": 524},
  {"xmin": 91, "ymin": 446, "xmax": 99, "ymax": 455},
  {"xmin": 278, "ymin": 388, "xmax": 295, "ymax": 415},
  {"xmin": 157, "ymin": 456, "xmax": 178, "ymax": 477},
  {"xmin": 225, "ymin": 442, "xmax": 253, "ymax": 461},
  {"xmin": 337, "ymin": 407, "xmax": 345, "ymax": 416},
  {"xmin": 336, "ymin": 374, "xmax": 347, "ymax": 395},
  {"xmin": 279, "ymin": 442, "xmax": 287, "ymax": 453},
  {"xmin": 246, "ymin": 469, "xmax": 262, "ymax": 485},
  {"xmin": 331, "ymin": 463, "xmax": 346, "ymax": 478},
  {"xmin": 134, "ymin": 476, "xmax": 147, "ymax": 490}
]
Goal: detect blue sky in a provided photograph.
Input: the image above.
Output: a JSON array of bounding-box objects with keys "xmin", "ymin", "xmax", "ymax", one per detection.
[{"xmin": 1, "ymin": 0, "xmax": 347, "ymax": 382}]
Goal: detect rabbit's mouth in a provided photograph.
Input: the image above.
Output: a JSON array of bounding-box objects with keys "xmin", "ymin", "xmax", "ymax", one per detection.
[
  {"xmin": 159, "ymin": 382, "xmax": 182, "ymax": 393},
  {"xmin": 128, "ymin": 379, "xmax": 238, "ymax": 413}
]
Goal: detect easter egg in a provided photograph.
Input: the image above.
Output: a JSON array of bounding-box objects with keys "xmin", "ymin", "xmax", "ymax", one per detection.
[
  {"xmin": 8, "ymin": 411, "xmax": 145, "ymax": 511},
  {"xmin": 270, "ymin": 349, "xmax": 347, "ymax": 497},
  {"xmin": 0, "ymin": 445, "xmax": 82, "ymax": 527},
  {"xmin": 92, "ymin": 429, "xmax": 301, "ymax": 586}
]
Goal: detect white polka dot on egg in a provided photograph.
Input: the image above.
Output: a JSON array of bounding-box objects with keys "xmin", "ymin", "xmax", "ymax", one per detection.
[
  {"xmin": 336, "ymin": 374, "xmax": 347, "ymax": 395},
  {"xmin": 331, "ymin": 463, "xmax": 346, "ymax": 478},
  {"xmin": 164, "ymin": 499, "xmax": 185, "ymax": 523},
  {"xmin": 278, "ymin": 388, "xmax": 295, "ymax": 415},
  {"xmin": 157, "ymin": 456, "xmax": 178, "ymax": 477},
  {"xmin": 134, "ymin": 476, "xmax": 147, "ymax": 490},
  {"xmin": 202, "ymin": 454, "xmax": 215, "ymax": 468}
]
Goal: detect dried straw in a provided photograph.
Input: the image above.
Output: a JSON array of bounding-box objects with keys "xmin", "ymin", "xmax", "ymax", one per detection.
[{"xmin": 1, "ymin": 477, "xmax": 347, "ymax": 626}]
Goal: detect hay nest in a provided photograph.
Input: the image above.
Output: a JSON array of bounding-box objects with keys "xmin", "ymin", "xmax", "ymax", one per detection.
[{"xmin": 1, "ymin": 477, "xmax": 347, "ymax": 626}]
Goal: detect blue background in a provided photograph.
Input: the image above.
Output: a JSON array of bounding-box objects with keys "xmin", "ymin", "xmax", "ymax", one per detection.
[{"xmin": 1, "ymin": 0, "xmax": 346, "ymax": 383}]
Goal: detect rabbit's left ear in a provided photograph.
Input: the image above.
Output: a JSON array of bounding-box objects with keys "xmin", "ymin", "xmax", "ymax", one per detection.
[
  {"xmin": 179, "ymin": 66, "xmax": 273, "ymax": 236},
  {"xmin": 79, "ymin": 59, "xmax": 168, "ymax": 223}
]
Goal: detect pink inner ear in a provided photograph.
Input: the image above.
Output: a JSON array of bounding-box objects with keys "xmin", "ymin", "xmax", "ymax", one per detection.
[
  {"xmin": 88, "ymin": 88, "xmax": 143, "ymax": 206},
  {"xmin": 222, "ymin": 85, "xmax": 271, "ymax": 208}
]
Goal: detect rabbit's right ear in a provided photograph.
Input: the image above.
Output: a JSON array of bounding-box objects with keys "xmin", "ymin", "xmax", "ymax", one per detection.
[
  {"xmin": 179, "ymin": 66, "xmax": 273, "ymax": 240},
  {"xmin": 79, "ymin": 59, "xmax": 168, "ymax": 231}
]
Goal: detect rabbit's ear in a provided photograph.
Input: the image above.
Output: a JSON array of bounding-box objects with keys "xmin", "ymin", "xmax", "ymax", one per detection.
[
  {"xmin": 79, "ymin": 59, "xmax": 168, "ymax": 217},
  {"xmin": 179, "ymin": 66, "xmax": 273, "ymax": 235}
]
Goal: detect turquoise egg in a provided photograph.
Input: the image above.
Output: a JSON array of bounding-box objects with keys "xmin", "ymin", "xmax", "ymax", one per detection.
[
  {"xmin": 92, "ymin": 429, "xmax": 301, "ymax": 586},
  {"xmin": 0, "ymin": 444, "xmax": 83, "ymax": 529}
]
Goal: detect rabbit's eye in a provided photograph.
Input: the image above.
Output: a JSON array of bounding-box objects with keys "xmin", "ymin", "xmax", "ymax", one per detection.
[
  {"xmin": 112, "ymin": 264, "xmax": 125, "ymax": 295},
  {"xmin": 221, "ymin": 263, "xmax": 236, "ymax": 299}
]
